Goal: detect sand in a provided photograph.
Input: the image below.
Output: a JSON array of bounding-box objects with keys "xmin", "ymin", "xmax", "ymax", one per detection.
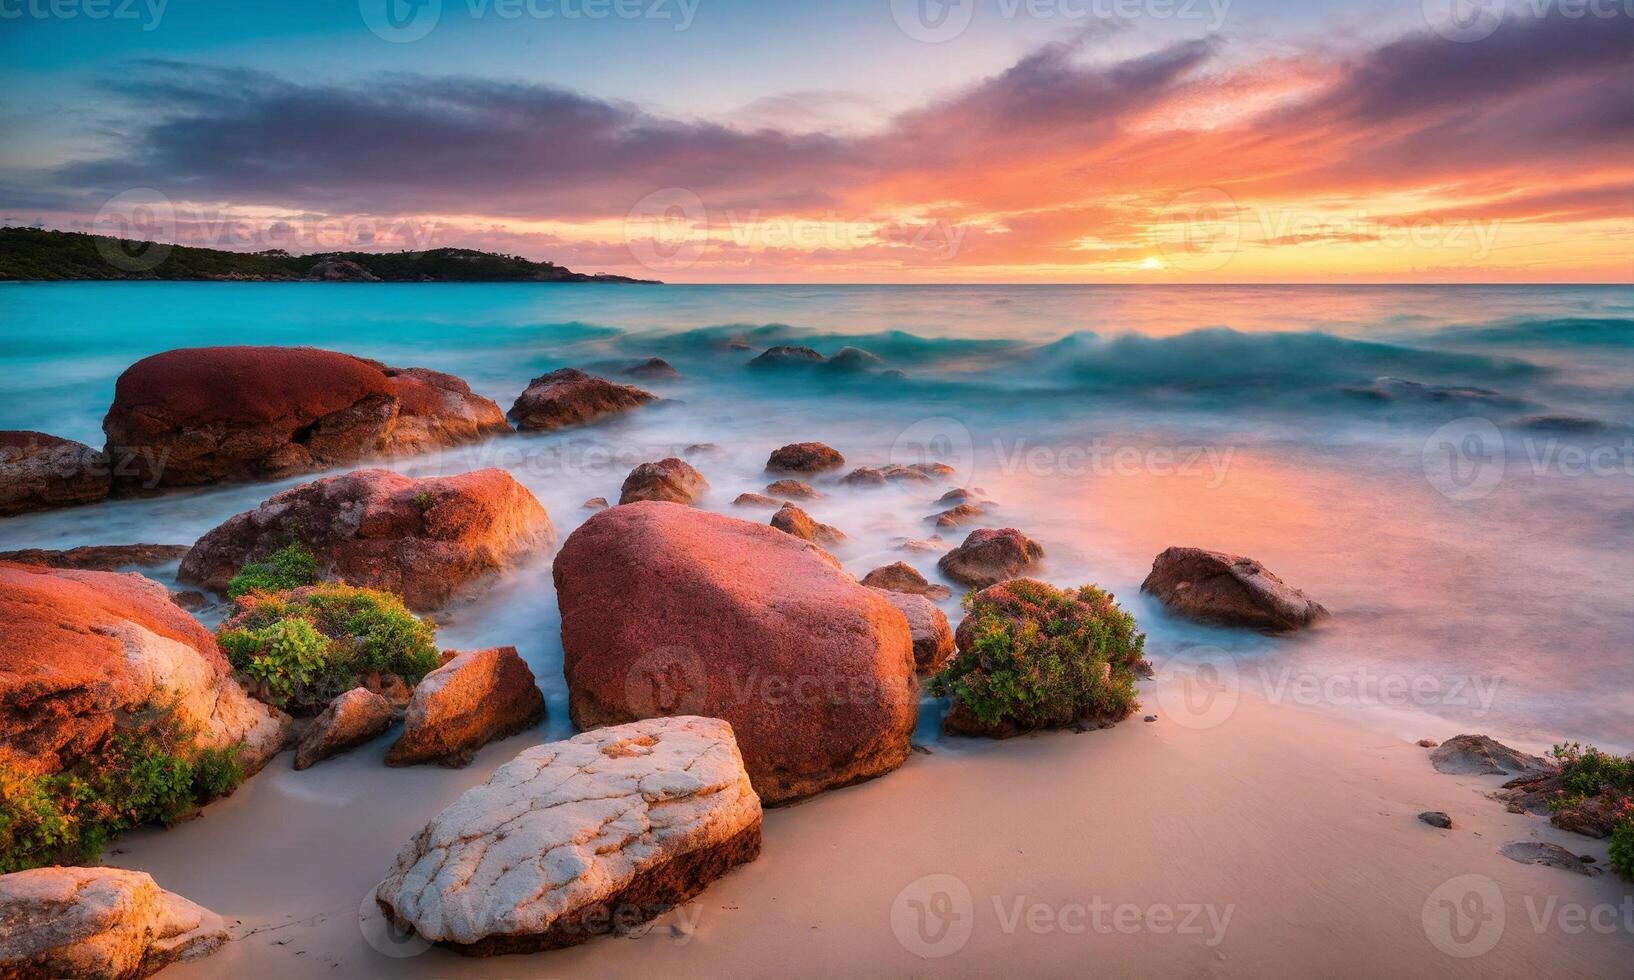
[{"xmin": 110, "ymin": 677, "xmax": 1633, "ymax": 980}]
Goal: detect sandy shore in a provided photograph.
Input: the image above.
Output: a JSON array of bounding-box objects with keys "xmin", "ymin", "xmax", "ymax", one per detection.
[{"xmin": 109, "ymin": 677, "xmax": 1632, "ymax": 980}]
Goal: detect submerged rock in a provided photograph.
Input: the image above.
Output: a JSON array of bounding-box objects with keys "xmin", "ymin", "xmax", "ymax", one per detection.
[
  {"xmin": 385, "ymin": 647, "xmax": 545, "ymax": 767},
  {"xmin": 374, "ymin": 716, "xmax": 762, "ymax": 955},
  {"xmin": 0, "ymin": 544, "xmax": 188, "ymax": 571},
  {"xmin": 619, "ymin": 457, "xmax": 709, "ymax": 506},
  {"xmin": 1429, "ymin": 734, "xmax": 1557, "ymax": 777},
  {"xmin": 765, "ymin": 442, "xmax": 845, "ymax": 474},
  {"xmin": 770, "ymin": 502, "xmax": 846, "ymax": 545},
  {"xmin": 1141, "ymin": 547, "xmax": 1327, "ymax": 633},
  {"xmin": 823, "ymin": 346, "xmax": 884, "ymax": 371},
  {"xmin": 624, "ymin": 356, "xmax": 680, "ymax": 381},
  {"xmin": 765, "ymin": 479, "xmax": 822, "ymax": 500},
  {"xmin": 0, "ymin": 867, "xmax": 227, "ymax": 979},
  {"xmin": 861, "ymin": 561, "xmax": 952, "ymax": 600},
  {"xmin": 733, "ymin": 492, "xmax": 782, "ymax": 509},
  {"xmin": 0, "ymin": 431, "xmax": 110, "ymax": 517},
  {"xmin": 929, "ymin": 502, "xmax": 988, "ymax": 528},
  {"xmin": 554, "ymin": 502, "xmax": 917, "ymax": 804},
  {"xmin": 938, "ymin": 528, "xmax": 1044, "ymax": 588},
  {"xmin": 294, "ymin": 687, "xmax": 397, "ymax": 770},
  {"xmin": 0, "ymin": 563, "xmax": 290, "ymax": 777},
  {"xmin": 747, "ymin": 346, "xmax": 825, "ymax": 369},
  {"xmin": 506, "ymin": 368, "xmax": 656, "ymax": 432},
  {"xmin": 179, "ymin": 468, "xmax": 553, "ymax": 612}
]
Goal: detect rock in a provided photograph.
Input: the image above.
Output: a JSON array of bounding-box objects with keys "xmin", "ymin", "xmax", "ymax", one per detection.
[
  {"xmin": 841, "ymin": 466, "xmax": 887, "ymax": 488},
  {"xmin": 1419, "ymin": 811, "xmax": 1454, "ymax": 829},
  {"xmin": 0, "ymin": 544, "xmax": 189, "ymax": 571},
  {"xmin": 770, "ymin": 503, "xmax": 845, "ymax": 545},
  {"xmin": 385, "ymin": 647, "xmax": 545, "ymax": 767},
  {"xmin": 683, "ymin": 443, "xmax": 720, "ymax": 457},
  {"xmin": 583, "ymin": 497, "xmax": 609, "ymax": 510},
  {"xmin": 294, "ymin": 688, "xmax": 396, "ymax": 770},
  {"xmin": 876, "ymin": 590, "xmax": 954, "ymax": 676},
  {"xmin": 1429, "ymin": 734, "xmax": 1557, "ymax": 777},
  {"xmin": 1418, "ymin": 738, "xmax": 1440, "ymax": 748},
  {"xmin": 732, "ymin": 492, "xmax": 782, "ymax": 509},
  {"xmin": 0, "ymin": 431, "xmax": 110, "ymax": 516},
  {"xmin": 506, "ymin": 368, "xmax": 655, "ymax": 432},
  {"xmin": 0, "ymin": 867, "xmax": 227, "ymax": 979},
  {"xmin": 765, "ymin": 479, "xmax": 822, "ymax": 500},
  {"xmin": 929, "ymin": 503, "xmax": 987, "ymax": 528},
  {"xmin": 1140, "ymin": 547, "xmax": 1328, "ymax": 633},
  {"xmin": 1144, "ymin": 715, "xmax": 1158, "ymax": 723},
  {"xmin": 619, "ymin": 458, "xmax": 709, "ymax": 506},
  {"xmin": 938, "ymin": 528, "xmax": 1044, "ymax": 588},
  {"xmin": 1499, "ymin": 841, "xmax": 1599, "ymax": 876},
  {"xmin": 844, "ymin": 464, "xmax": 937, "ymax": 488},
  {"xmin": 938, "ymin": 487, "xmax": 984, "ymax": 505},
  {"xmin": 554, "ymin": 503, "xmax": 917, "ymax": 803},
  {"xmin": 1495, "ymin": 771, "xmax": 1625, "ymax": 837},
  {"xmin": 897, "ymin": 536, "xmax": 948, "ymax": 553},
  {"xmin": 860, "ymin": 561, "xmax": 952, "ymax": 600},
  {"xmin": 624, "ymin": 357, "xmax": 680, "ymax": 380},
  {"xmin": 178, "ymin": 468, "xmax": 552, "ymax": 612},
  {"xmin": 380, "ymin": 367, "xmax": 511, "ymax": 454},
  {"xmin": 823, "ymin": 346, "xmax": 884, "ymax": 371},
  {"xmin": 747, "ymin": 346, "xmax": 825, "ymax": 368},
  {"xmin": 101, "ymin": 347, "xmax": 500, "ymax": 490},
  {"xmin": 307, "ymin": 257, "xmax": 381, "ymax": 281},
  {"xmin": 170, "ymin": 590, "xmax": 209, "ymax": 612},
  {"xmin": 374, "ymin": 717, "xmax": 761, "ymax": 954},
  {"xmin": 765, "ymin": 442, "xmax": 845, "ymax": 474},
  {"xmin": 0, "ymin": 563, "xmax": 290, "ymax": 777}
]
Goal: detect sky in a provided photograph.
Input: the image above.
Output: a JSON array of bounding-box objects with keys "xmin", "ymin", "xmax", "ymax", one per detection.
[{"xmin": 0, "ymin": 0, "xmax": 1629, "ymax": 282}]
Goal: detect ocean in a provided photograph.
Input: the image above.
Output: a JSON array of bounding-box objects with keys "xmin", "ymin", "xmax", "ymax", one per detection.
[{"xmin": 2, "ymin": 282, "xmax": 1631, "ymax": 751}]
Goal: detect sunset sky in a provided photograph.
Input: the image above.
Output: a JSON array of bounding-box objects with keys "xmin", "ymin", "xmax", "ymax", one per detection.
[{"xmin": 0, "ymin": 0, "xmax": 1629, "ymax": 282}]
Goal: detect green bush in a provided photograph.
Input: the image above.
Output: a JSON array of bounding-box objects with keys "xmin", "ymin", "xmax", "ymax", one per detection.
[
  {"xmin": 0, "ymin": 763, "xmax": 77, "ymax": 874},
  {"xmin": 228, "ymin": 543, "xmax": 320, "ymax": 599},
  {"xmin": 1611, "ymin": 806, "xmax": 1633, "ymax": 882},
  {"xmin": 217, "ymin": 583, "xmax": 439, "ymax": 711},
  {"xmin": 931, "ymin": 580, "xmax": 1146, "ymax": 733}
]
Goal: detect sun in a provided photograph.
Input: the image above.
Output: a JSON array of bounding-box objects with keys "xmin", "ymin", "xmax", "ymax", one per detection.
[{"xmin": 1137, "ymin": 256, "xmax": 1166, "ymax": 271}]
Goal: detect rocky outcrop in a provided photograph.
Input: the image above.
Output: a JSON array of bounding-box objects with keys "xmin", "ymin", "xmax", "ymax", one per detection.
[
  {"xmin": 938, "ymin": 528, "xmax": 1044, "ymax": 588},
  {"xmin": 0, "ymin": 563, "xmax": 290, "ymax": 777},
  {"xmin": 1496, "ymin": 768, "xmax": 1627, "ymax": 837},
  {"xmin": 624, "ymin": 357, "xmax": 679, "ymax": 381},
  {"xmin": 294, "ymin": 687, "xmax": 397, "ymax": 770},
  {"xmin": 766, "ymin": 479, "xmax": 822, "ymax": 500},
  {"xmin": 861, "ymin": 561, "xmax": 952, "ymax": 600},
  {"xmin": 841, "ymin": 464, "xmax": 938, "ymax": 488},
  {"xmin": 0, "ymin": 431, "xmax": 110, "ymax": 516},
  {"xmin": 769, "ymin": 503, "xmax": 845, "ymax": 545},
  {"xmin": 554, "ymin": 503, "xmax": 917, "ymax": 804},
  {"xmin": 0, "ymin": 867, "xmax": 227, "ymax": 979},
  {"xmin": 733, "ymin": 492, "xmax": 782, "ymax": 509},
  {"xmin": 877, "ymin": 590, "xmax": 955, "ymax": 676},
  {"xmin": 619, "ymin": 458, "xmax": 708, "ymax": 505},
  {"xmin": 747, "ymin": 346, "xmax": 824, "ymax": 369},
  {"xmin": 929, "ymin": 503, "xmax": 988, "ymax": 528},
  {"xmin": 385, "ymin": 647, "xmax": 545, "ymax": 767},
  {"xmin": 1430, "ymin": 734, "xmax": 1557, "ymax": 776},
  {"xmin": 1141, "ymin": 547, "xmax": 1327, "ymax": 632},
  {"xmin": 178, "ymin": 468, "xmax": 552, "ymax": 612},
  {"xmin": 0, "ymin": 544, "xmax": 188, "ymax": 571},
  {"xmin": 381, "ymin": 367, "xmax": 510, "ymax": 454},
  {"xmin": 1499, "ymin": 841, "xmax": 1599, "ymax": 876},
  {"xmin": 506, "ymin": 369, "xmax": 655, "ymax": 432},
  {"xmin": 765, "ymin": 442, "xmax": 845, "ymax": 474},
  {"xmin": 374, "ymin": 716, "xmax": 761, "ymax": 954},
  {"xmin": 306, "ymin": 257, "xmax": 381, "ymax": 281}
]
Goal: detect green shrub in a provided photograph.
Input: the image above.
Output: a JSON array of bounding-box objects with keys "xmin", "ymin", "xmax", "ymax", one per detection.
[
  {"xmin": 217, "ymin": 583, "xmax": 439, "ymax": 711},
  {"xmin": 1548, "ymin": 742, "xmax": 1634, "ymax": 813},
  {"xmin": 227, "ymin": 544, "xmax": 319, "ymax": 599},
  {"xmin": 931, "ymin": 580, "xmax": 1145, "ymax": 733},
  {"xmin": 191, "ymin": 745, "xmax": 245, "ymax": 803},
  {"xmin": 1611, "ymin": 805, "xmax": 1633, "ymax": 882},
  {"xmin": 0, "ymin": 763, "xmax": 77, "ymax": 874}
]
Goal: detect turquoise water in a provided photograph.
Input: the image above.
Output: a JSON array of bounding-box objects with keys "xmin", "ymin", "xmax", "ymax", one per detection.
[{"xmin": 2, "ymin": 282, "xmax": 1631, "ymax": 750}]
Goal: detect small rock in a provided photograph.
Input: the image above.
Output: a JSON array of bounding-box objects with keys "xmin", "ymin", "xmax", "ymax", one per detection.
[
  {"xmin": 841, "ymin": 466, "xmax": 887, "ymax": 488},
  {"xmin": 385, "ymin": 647, "xmax": 545, "ymax": 767},
  {"xmin": 860, "ymin": 561, "xmax": 953, "ymax": 600},
  {"xmin": 619, "ymin": 458, "xmax": 709, "ymax": 506},
  {"xmin": 748, "ymin": 346, "xmax": 825, "ymax": 369},
  {"xmin": 770, "ymin": 503, "xmax": 846, "ymax": 546},
  {"xmin": 824, "ymin": 347, "xmax": 884, "ymax": 371},
  {"xmin": 766, "ymin": 479, "xmax": 823, "ymax": 500},
  {"xmin": 583, "ymin": 497, "xmax": 609, "ymax": 510},
  {"xmin": 294, "ymin": 688, "xmax": 396, "ymax": 770},
  {"xmin": 766, "ymin": 442, "xmax": 845, "ymax": 474},
  {"xmin": 1499, "ymin": 841, "xmax": 1600, "ymax": 876},
  {"xmin": 624, "ymin": 357, "xmax": 679, "ymax": 380},
  {"xmin": 1430, "ymin": 735, "xmax": 1557, "ymax": 777},
  {"xmin": 1417, "ymin": 738, "xmax": 1439, "ymax": 748},
  {"xmin": 1141, "ymin": 547, "xmax": 1327, "ymax": 633},
  {"xmin": 938, "ymin": 528, "xmax": 1044, "ymax": 588},
  {"xmin": 1418, "ymin": 811, "xmax": 1454, "ymax": 829},
  {"xmin": 929, "ymin": 503, "xmax": 988, "ymax": 528},
  {"xmin": 507, "ymin": 368, "xmax": 655, "ymax": 432},
  {"xmin": 873, "ymin": 589, "xmax": 955, "ymax": 676},
  {"xmin": 1144, "ymin": 715, "xmax": 1158, "ymax": 723},
  {"xmin": 896, "ymin": 536, "xmax": 948, "ymax": 553},
  {"xmin": 0, "ymin": 543, "xmax": 189, "ymax": 571},
  {"xmin": 733, "ymin": 492, "xmax": 783, "ymax": 508}
]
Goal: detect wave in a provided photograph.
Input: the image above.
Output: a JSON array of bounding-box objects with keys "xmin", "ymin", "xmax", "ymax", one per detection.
[{"xmin": 1431, "ymin": 317, "xmax": 1634, "ymax": 349}]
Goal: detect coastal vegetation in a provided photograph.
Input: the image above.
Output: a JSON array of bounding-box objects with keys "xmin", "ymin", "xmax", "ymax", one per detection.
[{"xmin": 1550, "ymin": 742, "xmax": 1634, "ymax": 881}]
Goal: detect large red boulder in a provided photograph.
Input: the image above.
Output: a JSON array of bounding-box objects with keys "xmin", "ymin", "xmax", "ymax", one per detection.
[
  {"xmin": 506, "ymin": 369, "xmax": 655, "ymax": 432},
  {"xmin": 178, "ymin": 468, "xmax": 553, "ymax": 611},
  {"xmin": 554, "ymin": 502, "xmax": 917, "ymax": 804},
  {"xmin": 0, "ymin": 431, "xmax": 110, "ymax": 516},
  {"xmin": 381, "ymin": 367, "xmax": 510, "ymax": 454},
  {"xmin": 1140, "ymin": 547, "xmax": 1328, "ymax": 632},
  {"xmin": 0, "ymin": 563, "xmax": 289, "ymax": 777}
]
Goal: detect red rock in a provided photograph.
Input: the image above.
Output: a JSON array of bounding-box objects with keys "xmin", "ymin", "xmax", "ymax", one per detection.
[
  {"xmin": 624, "ymin": 357, "xmax": 680, "ymax": 380},
  {"xmin": 765, "ymin": 479, "xmax": 822, "ymax": 500},
  {"xmin": 929, "ymin": 502, "xmax": 987, "ymax": 527},
  {"xmin": 765, "ymin": 442, "xmax": 845, "ymax": 474},
  {"xmin": 1140, "ymin": 547, "xmax": 1327, "ymax": 632},
  {"xmin": 293, "ymin": 688, "xmax": 396, "ymax": 770},
  {"xmin": 770, "ymin": 503, "xmax": 845, "ymax": 545},
  {"xmin": 875, "ymin": 590, "xmax": 954, "ymax": 675},
  {"xmin": 841, "ymin": 466, "xmax": 887, "ymax": 487},
  {"xmin": 583, "ymin": 497, "xmax": 609, "ymax": 510},
  {"xmin": 0, "ymin": 563, "xmax": 289, "ymax": 776},
  {"xmin": 554, "ymin": 502, "xmax": 917, "ymax": 803},
  {"xmin": 0, "ymin": 431, "xmax": 110, "ymax": 516},
  {"xmin": 506, "ymin": 369, "xmax": 655, "ymax": 432},
  {"xmin": 733, "ymin": 492, "xmax": 782, "ymax": 508},
  {"xmin": 937, "ymin": 528, "xmax": 1044, "ymax": 588},
  {"xmin": 619, "ymin": 458, "xmax": 709, "ymax": 505},
  {"xmin": 381, "ymin": 367, "xmax": 510, "ymax": 454},
  {"xmin": 178, "ymin": 468, "xmax": 552, "ymax": 611},
  {"xmin": 385, "ymin": 647, "xmax": 545, "ymax": 767},
  {"xmin": 861, "ymin": 561, "xmax": 952, "ymax": 600},
  {"xmin": 0, "ymin": 544, "xmax": 188, "ymax": 571}
]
